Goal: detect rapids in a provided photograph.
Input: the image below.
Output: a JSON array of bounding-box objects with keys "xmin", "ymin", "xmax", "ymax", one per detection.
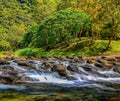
[{"xmin": 0, "ymin": 56, "xmax": 120, "ymax": 101}]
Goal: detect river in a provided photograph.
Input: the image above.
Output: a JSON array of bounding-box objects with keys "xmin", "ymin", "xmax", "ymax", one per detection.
[{"xmin": 0, "ymin": 56, "xmax": 120, "ymax": 101}]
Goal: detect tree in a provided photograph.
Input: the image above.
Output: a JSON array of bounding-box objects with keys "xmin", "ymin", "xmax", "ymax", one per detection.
[
  {"xmin": 32, "ymin": 0, "xmax": 60, "ymax": 23},
  {"xmin": 8, "ymin": 23, "xmax": 26, "ymax": 50},
  {"xmin": 20, "ymin": 24, "xmax": 39, "ymax": 48},
  {"xmin": 20, "ymin": 10, "xmax": 91, "ymax": 49},
  {"xmin": 0, "ymin": 25, "xmax": 11, "ymax": 51},
  {"xmin": 100, "ymin": 0, "xmax": 120, "ymax": 50},
  {"xmin": 0, "ymin": 0, "xmax": 35, "ymax": 51}
]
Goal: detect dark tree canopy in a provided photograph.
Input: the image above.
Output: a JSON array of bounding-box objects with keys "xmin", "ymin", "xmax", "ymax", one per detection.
[{"xmin": 20, "ymin": 10, "xmax": 91, "ymax": 48}]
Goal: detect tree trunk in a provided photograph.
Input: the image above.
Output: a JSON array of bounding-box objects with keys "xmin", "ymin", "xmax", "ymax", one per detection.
[
  {"xmin": 78, "ymin": 30, "xmax": 83, "ymax": 41},
  {"xmin": 104, "ymin": 35, "xmax": 113, "ymax": 51}
]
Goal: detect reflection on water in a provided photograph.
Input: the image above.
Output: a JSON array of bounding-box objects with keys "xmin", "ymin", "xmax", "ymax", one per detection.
[{"xmin": 0, "ymin": 84, "xmax": 120, "ymax": 101}]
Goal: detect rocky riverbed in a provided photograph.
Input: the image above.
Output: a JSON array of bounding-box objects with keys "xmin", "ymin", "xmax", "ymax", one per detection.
[{"xmin": 0, "ymin": 55, "xmax": 120, "ymax": 101}]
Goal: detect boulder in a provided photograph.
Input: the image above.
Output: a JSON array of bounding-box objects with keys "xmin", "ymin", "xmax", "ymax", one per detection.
[
  {"xmin": 113, "ymin": 62, "xmax": 120, "ymax": 66},
  {"xmin": 42, "ymin": 62, "xmax": 52, "ymax": 68},
  {"xmin": 115, "ymin": 56, "xmax": 120, "ymax": 62},
  {"xmin": 87, "ymin": 58, "xmax": 96, "ymax": 64},
  {"xmin": 59, "ymin": 56, "xmax": 69, "ymax": 61},
  {"xmin": 73, "ymin": 56, "xmax": 84, "ymax": 63},
  {"xmin": 94, "ymin": 63, "xmax": 103, "ymax": 68},
  {"xmin": 105, "ymin": 57, "xmax": 116, "ymax": 61},
  {"xmin": 47, "ymin": 56, "xmax": 56, "ymax": 60},
  {"xmin": 51, "ymin": 64, "xmax": 66, "ymax": 76},
  {"xmin": 115, "ymin": 56, "xmax": 120, "ymax": 60},
  {"xmin": 17, "ymin": 61, "xmax": 28, "ymax": 66},
  {"xmin": 102, "ymin": 61, "xmax": 112, "ymax": 68}
]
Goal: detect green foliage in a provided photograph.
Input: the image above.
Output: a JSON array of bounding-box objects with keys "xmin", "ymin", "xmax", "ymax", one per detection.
[
  {"xmin": 21, "ymin": 10, "xmax": 91, "ymax": 49},
  {"xmin": 0, "ymin": 0, "xmax": 120, "ymax": 55},
  {"xmin": 20, "ymin": 24, "xmax": 39, "ymax": 48},
  {"xmin": 15, "ymin": 48, "xmax": 40, "ymax": 56},
  {"xmin": 16, "ymin": 39, "xmax": 120, "ymax": 57},
  {"xmin": 33, "ymin": 0, "xmax": 60, "ymax": 23},
  {"xmin": 0, "ymin": 0, "xmax": 35, "ymax": 50},
  {"xmin": 0, "ymin": 40, "xmax": 11, "ymax": 51}
]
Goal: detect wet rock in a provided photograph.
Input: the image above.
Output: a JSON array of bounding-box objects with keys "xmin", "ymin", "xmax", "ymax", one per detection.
[
  {"xmin": 115, "ymin": 56, "xmax": 120, "ymax": 60},
  {"xmin": 0, "ymin": 66, "xmax": 18, "ymax": 76},
  {"xmin": 67, "ymin": 65, "xmax": 78, "ymax": 72},
  {"xmin": 31, "ymin": 56, "xmax": 44, "ymax": 61},
  {"xmin": 51, "ymin": 64, "xmax": 66, "ymax": 76},
  {"xmin": 0, "ymin": 74, "xmax": 19, "ymax": 84},
  {"xmin": 112, "ymin": 62, "xmax": 120, "ymax": 66},
  {"xmin": 87, "ymin": 58, "xmax": 96, "ymax": 64},
  {"xmin": 13, "ymin": 59, "xmax": 20, "ymax": 63},
  {"xmin": 113, "ymin": 67, "xmax": 120, "ymax": 73},
  {"xmin": 60, "ymin": 56, "xmax": 68, "ymax": 61},
  {"xmin": 0, "ymin": 61, "xmax": 5, "ymax": 65},
  {"xmin": 42, "ymin": 62, "xmax": 52, "ymax": 68},
  {"xmin": 48, "ymin": 60, "xmax": 57, "ymax": 64},
  {"xmin": 81, "ymin": 65, "xmax": 92, "ymax": 72},
  {"xmin": 66, "ymin": 76, "xmax": 77, "ymax": 80},
  {"xmin": 94, "ymin": 63, "xmax": 103, "ymax": 68},
  {"xmin": 0, "ymin": 78, "xmax": 6, "ymax": 83},
  {"xmin": 0, "ymin": 60, "xmax": 9, "ymax": 65},
  {"xmin": 105, "ymin": 57, "xmax": 115, "ymax": 61},
  {"xmin": 101, "ymin": 56, "xmax": 107, "ymax": 59},
  {"xmin": 102, "ymin": 61, "xmax": 112, "ymax": 68},
  {"xmin": 13, "ymin": 56, "xmax": 27, "ymax": 61},
  {"xmin": 16, "ymin": 76, "xmax": 36, "ymax": 83},
  {"xmin": 1, "ymin": 65, "xmax": 15, "ymax": 70},
  {"xmin": 73, "ymin": 56, "xmax": 84, "ymax": 63},
  {"xmin": 27, "ymin": 61, "xmax": 37, "ymax": 69},
  {"xmin": 97, "ymin": 59, "xmax": 103, "ymax": 63},
  {"xmin": 0, "ymin": 76, "xmax": 14, "ymax": 83},
  {"xmin": 17, "ymin": 61, "xmax": 28, "ymax": 66},
  {"xmin": 114, "ymin": 56, "xmax": 120, "ymax": 62},
  {"xmin": 47, "ymin": 56, "xmax": 56, "ymax": 60},
  {"xmin": 4, "ymin": 56, "xmax": 14, "ymax": 60}
]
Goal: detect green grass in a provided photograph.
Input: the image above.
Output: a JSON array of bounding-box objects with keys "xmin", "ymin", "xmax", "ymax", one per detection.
[
  {"xmin": 110, "ymin": 40, "xmax": 120, "ymax": 52},
  {"xmin": 7, "ymin": 39, "xmax": 120, "ymax": 57}
]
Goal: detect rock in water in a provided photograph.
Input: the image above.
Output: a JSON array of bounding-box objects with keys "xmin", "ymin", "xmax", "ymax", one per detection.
[{"xmin": 51, "ymin": 64, "xmax": 66, "ymax": 76}]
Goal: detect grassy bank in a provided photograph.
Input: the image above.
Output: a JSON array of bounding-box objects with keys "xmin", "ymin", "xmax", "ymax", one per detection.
[
  {"xmin": 14, "ymin": 39, "xmax": 120, "ymax": 57},
  {"xmin": 0, "ymin": 39, "xmax": 120, "ymax": 57}
]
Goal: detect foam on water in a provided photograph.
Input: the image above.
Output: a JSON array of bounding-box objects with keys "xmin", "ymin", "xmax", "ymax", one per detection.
[{"xmin": 0, "ymin": 59, "xmax": 120, "ymax": 90}]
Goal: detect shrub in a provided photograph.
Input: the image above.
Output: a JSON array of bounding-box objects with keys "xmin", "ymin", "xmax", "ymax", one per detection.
[{"xmin": 15, "ymin": 48, "xmax": 39, "ymax": 56}]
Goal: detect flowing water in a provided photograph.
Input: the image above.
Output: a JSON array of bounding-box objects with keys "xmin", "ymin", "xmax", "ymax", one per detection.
[{"xmin": 0, "ymin": 58, "xmax": 120, "ymax": 101}]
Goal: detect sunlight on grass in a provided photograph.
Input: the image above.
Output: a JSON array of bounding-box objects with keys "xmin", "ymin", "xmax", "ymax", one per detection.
[{"xmin": 13, "ymin": 39, "xmax": 120, "ymax": 57}]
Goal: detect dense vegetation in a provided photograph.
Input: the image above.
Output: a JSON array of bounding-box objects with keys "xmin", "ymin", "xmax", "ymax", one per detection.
[
  {"xmin": 20, "ymin": 10, "xmax": 91, "ymax": 49},
  {"xmin": 0, "ymin": 0, "xmax": 35, "ymax": 50},
  {"xmin": 0, "ymin": 0, "xmax": 120, "ymax": 56}
]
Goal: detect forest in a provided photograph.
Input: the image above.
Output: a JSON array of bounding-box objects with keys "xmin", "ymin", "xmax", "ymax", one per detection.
[{"xmin": 0, "ymin": 0, "xmax": 120, "ymax": 56}]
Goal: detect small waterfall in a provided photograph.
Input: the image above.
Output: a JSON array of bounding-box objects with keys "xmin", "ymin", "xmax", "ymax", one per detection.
[
  {"xmin": 26, "ymin": 72, "xmax": 73, "ymax": 84},
  {"xmin": 0, "ymin": 58, "xmax": 120, "ymax": 90}
]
